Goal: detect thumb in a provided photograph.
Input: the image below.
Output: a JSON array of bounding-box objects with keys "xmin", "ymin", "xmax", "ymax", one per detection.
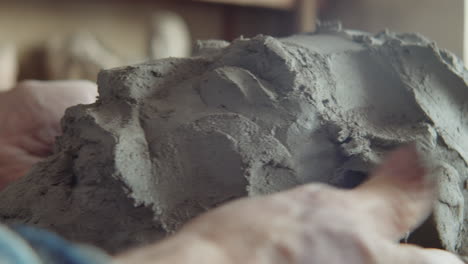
[{"xmin": 354, "ymin": 144, "xmax": 436, "ymax": 240}]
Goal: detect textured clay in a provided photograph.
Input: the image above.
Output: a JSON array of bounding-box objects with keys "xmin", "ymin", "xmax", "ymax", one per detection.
[{"xmin": 1, "ymin": 27, "xmax": 467, "ymax": 254}]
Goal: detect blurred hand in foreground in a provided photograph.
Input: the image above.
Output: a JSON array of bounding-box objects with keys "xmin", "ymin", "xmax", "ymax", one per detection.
[
  {"xmin": 117, "ymin": 146, "xmax": 464, "ymax": 264},
  {"xmin": 0, "ymin": 80, "xmax": 97, "ymax": 190}
]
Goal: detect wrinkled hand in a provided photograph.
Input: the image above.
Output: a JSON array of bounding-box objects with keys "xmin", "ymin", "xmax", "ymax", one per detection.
[
  {"xmin": 117, "ymin": 146, "xmax": 464, "ymax": 264},
  {"xmin": 0, "ymin": 80, "xmax": 97, "ymax": 190}
]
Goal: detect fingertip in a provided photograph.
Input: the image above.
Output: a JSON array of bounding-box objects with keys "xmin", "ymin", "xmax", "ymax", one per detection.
[
  {"xmin": 361, "ymin": 143, "xmax": 431, "ymax": 193},
  {"xmin": 354, "ymin": 144, "xmax": 436, "ymax": 239}
]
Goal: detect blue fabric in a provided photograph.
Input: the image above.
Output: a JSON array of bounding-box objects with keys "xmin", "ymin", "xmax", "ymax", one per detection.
[
  {"xmin": 0, "ymin": 225, "xmax": 42, "ymax": 264},
  {"xmin": 0, "ymin": 224, "xmax": 111, "ymax": 264}
]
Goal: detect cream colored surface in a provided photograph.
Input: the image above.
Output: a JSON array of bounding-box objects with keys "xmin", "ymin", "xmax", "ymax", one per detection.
[
  {"xmin": 0, "ymin": 1, "xmax": 300, "ymax": 79},
  {"xmin": 150, "ymin": 11, "xmax": 192, "ymax": 59},
  {"xmin": 326, "ymin": 0, "xmax": 464, "ymax": 60},
  {"xmin": 0, "ymin": 43, "xmax": 17, "ymax": 91},
  {"xmin": 0, "ymin": 1, "xmax": 223, "ymax": 78},
  {"xmin": 45, "ymin": 31, "xmax": 123, "ymax": 81}
]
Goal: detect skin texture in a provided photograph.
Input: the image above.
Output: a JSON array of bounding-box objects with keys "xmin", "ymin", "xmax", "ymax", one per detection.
[
  {"xmin": 0, "ymin": 80, "xmax": 97, "ymax": 190},
  {"xmin": 116, "ymin": 146, "xmax": 464, "ymax": 264}
]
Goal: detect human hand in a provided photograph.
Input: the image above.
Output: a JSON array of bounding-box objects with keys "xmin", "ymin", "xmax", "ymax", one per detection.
[
  {"xmin": 0, "ymin": 80, "xmax": 97, "ymax": 190},
  {"xmin": 116, "ymin": 145, "xmax": 464, "ymax": 264}
]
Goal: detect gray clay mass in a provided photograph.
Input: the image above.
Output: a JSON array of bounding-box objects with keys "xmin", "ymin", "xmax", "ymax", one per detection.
[{"xmin": 1, "ymin": 27, "xmax": 468, "ymax": 254}]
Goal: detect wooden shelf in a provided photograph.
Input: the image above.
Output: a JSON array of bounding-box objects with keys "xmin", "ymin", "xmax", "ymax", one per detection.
[{"xmin": 192, "ymin": 0, "xmax": 296, "ymax": 10}]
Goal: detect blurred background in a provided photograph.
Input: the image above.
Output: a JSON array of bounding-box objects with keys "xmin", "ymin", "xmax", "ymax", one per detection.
[{"xmin": 0, "ymin": 0, "xmax": 464, "ymax": 85}]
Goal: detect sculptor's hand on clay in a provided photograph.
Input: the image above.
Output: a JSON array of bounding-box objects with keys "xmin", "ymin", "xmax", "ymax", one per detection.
[
  {"xmin": 0, "ymin": 80, "xmax": 97, "ymax": 190},
  {"xmin": 117, "ymin": 146, "xmax": 464, "ymax": 264}
]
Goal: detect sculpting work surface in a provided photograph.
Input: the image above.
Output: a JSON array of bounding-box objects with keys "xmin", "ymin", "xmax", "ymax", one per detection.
[{"xmin": 1, "ymin": 28, "xmax": 467, "ymax": 254}]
